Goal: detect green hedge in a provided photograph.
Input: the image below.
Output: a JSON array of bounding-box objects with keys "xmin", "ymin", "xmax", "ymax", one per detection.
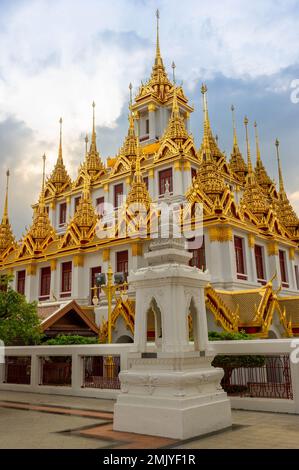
[
  {"xmin": 45, "ymin": 335, "xmax": 98, "ymax": 345},
  {"xmin": 208, "ymin": 331, "xmax": 254, "ymax": 341},
  {"xmin": 212, "ymin": 354, "xmax": 266, "ymax": 368}
]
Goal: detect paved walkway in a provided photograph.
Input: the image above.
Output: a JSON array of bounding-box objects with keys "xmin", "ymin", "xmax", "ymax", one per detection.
[{"xmin": 1, "ymin": 391, "xmax": 299, "ymax": 449}]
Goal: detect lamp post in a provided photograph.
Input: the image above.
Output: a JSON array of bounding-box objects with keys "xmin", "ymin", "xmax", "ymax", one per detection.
[{"xmin": 93, "ymin": 263, "xmax": 128, "ymax": 379}]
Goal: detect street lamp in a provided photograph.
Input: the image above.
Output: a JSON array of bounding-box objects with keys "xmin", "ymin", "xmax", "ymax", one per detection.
[{"xmin": 95, "ymin": 263, "xmax": 128, "ymax": 379}]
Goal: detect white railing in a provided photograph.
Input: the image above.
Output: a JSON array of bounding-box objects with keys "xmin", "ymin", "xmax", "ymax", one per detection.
[
  {"xmin": 0, "ymin": 344, "xmax": 133, "ymax": 399},
  {"xmin": 207, "ymin": 338, "xmax": 299, "ymax": 414}
]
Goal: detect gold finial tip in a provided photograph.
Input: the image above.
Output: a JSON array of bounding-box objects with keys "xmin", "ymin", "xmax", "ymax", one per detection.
[
  {"xmin": 85, "ymin": 134, "xmax": 89, "ymax": 143},
  {"xmin": 201, "ymin": 83, "xmax": 207, "ymax": 94},
  {"xmin": 172, "ymin": 61, "xmax": 176, "ymax": 68},
  {"xmin": 42, "ymin": 153, "xmax": 46, "ymax": 161},
  {"xmin": 244, "ymin": 116, "xmax": 249, "ymax": 125},
  {"xmin": 6, "ymin": 169, "xmax": 10, "ymax": 178},
  {"xmin": 156, "ymin": 9, "xmax": 160, "ymax": 19},
  {"xmin": 59, "ymin": 117, "xmax": 62, "ymax": 124},
  {"xmin": 129, "ymin": 82, "xmax": 132, "ymax": 90},
  {"xmin": 275, "ymin": 138, "xmax": 280, "ymax": 147},
  {"xmin": 231, "ymin": 104, "xmax": 234, "ymax": 112},
  {"xmin": 254, "ymin": 121, "xmax": 257, "ymax": 128},
  {"xmin": 92, "ymin": 101, "xmax": 96, "ymax": 108}
]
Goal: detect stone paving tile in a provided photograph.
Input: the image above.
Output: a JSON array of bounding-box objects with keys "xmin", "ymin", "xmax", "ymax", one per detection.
[
  {"xmin": 0, "ymin": 407, "xmax": 110, "ymax": 449},
  {"xmin": 78, "ymin": 423, "xmax": 177, "ymax": 449}
]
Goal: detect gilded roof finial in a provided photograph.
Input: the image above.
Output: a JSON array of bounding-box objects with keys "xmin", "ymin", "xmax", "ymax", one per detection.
[
  {"xmin": 85, "ymin": 134, "xmax": 89, "ymax": 155},
  {"xmin": 129, "ymin": 82, "xmax": 133, "ymax": 109},
  {"xmin": 254, "ymin": 121, "xmax": 261, "ymax": 163},
  {"xmin": 58, "ymin": 117, "xmax": 63, "ymax": 162},
  {"xmin": 3, "ymin": 169, "xmax": 10, "ymax": 223},
  {"xmin": 155, "ymin": 9, "xmax": 161, "ymax": 64},
  {"xmin": 275, "ymin": 138, "xmax": 285, "ymax": 194},
  {"xmin": 172, "ymin": 61, "xmax": 176, "ymax": 84},
  {"xmin": 42, "ymin": 153, "xmax": 46, "ymax": 196},
  {"xmin": 91, "ymin": 101, "xmax": 96, "ymax": 149},
  {"xmin": 201, "ymin": 83, "xmax": 212, "ymax": 161},
  {"xmin": 231, "ymin": 105, "xmax": 239, "ymax": 150},
  {"xmin": 244, "ymin": 116, "xmax": 252, "ymax": 173}
]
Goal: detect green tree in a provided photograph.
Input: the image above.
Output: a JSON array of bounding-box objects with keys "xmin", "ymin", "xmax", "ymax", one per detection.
[{"xmin": 0, "ymin": 275, "xmax": 42, "ymax": 345}]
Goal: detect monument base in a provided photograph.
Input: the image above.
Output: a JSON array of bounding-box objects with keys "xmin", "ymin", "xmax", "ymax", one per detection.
[{"xmin": 113, "ymin": 355, "xmax": 232, "ymax": 440}]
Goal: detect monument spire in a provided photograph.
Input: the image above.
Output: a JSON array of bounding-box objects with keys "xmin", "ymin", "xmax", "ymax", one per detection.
[
  {"xmin": 244, "ymin": 116, "xmax": 252, "ymax": 173},
  {"xmin": 275, "ymin": 138, "xmax": 285, "ymax": 195}
]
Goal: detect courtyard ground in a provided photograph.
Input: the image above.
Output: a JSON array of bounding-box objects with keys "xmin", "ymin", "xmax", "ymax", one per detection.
[{"xmin": 0, "ymin": 390, "xmax": 299, "ymax": 449}]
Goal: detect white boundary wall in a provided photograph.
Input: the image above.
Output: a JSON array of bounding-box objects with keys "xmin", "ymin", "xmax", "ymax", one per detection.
[
  {"xmin": 1, "ymin": 339, "xmax": 299, "ymax": 414},
  {"xmin": 207, "ymin": 339, "xmax": 299, "ymax": 414},
  {"xmin": 0, "ymin": 344, "xmax": 133, "ymax": 399}
]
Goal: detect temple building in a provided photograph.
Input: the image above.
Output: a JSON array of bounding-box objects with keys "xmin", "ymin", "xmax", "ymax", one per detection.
[{"xmin": 1, "ymin": 11, "xmax": 299, "ymax": 340}]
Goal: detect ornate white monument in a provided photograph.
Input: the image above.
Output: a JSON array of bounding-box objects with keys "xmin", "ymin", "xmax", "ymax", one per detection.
[{"xmin": 113, "ymin": 217, "xmax": 232, "ymax": 439}]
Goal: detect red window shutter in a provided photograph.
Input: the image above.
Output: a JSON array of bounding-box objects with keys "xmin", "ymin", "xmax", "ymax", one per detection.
[
  {"xmin": 40, "ymin": 267, "xmax": 51, "ymax": 300},
  {"xmin": 189, "ymin": 237, "xmax": 206, "ymax": 270},
  {"xmin": 116, "ymin": 251, "xmax": 128, "ymax": 276},
  {"xmin": 59, "ymin": 203, "xmax": 67, "ymax": 225},
  {"xmin": 234, "ymin": 236, "xmax": 247, "ymax": 279},
  {"xmin": 114, "ymin": 184, "xmax": 124, "ymax": 208},
  {"xmin": 96, "ymin": 197, "xmax": 105, "ymax": 216},
  {"xmin": 159, "ymin": 168, "xmax": 173, "ymax": 195},
  {"xmin": 17, "ymin": 270, "xmax": 26, "ymax": 295},
  {"xmin": 254, "ymin": 245, "xmax": 265, "ymax": 282},
  {"xmin": 61, "ymin": 262, "xmax": 72, "ymax": 297},
  {"xmin": 279, "ymin": 250, "xmax": 288, "ymax": 286}
]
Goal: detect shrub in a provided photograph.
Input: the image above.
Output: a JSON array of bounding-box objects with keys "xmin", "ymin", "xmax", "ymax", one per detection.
[{"xmin": 45, "ymin": 335, "xmax": 98, "ymax": 345}]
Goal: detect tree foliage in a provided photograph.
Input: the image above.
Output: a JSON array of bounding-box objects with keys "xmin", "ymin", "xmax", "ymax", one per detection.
[{"xmin": 0, "ymin": 276, "xmax": 43, "ymax": 345}]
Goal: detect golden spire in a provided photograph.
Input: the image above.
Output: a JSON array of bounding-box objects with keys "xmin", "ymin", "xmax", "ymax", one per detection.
[
  {"xmin": 162, "ymin": 86, "xmax": 188, "ymax": 141},
  {"xmin": 85, "ymin": 134, "xmax": 89, "ymax": 155},
  {"xmin": 229, "ymin": 105, "xmax": 247, "ymax": 180},
  {"xmin": 118, "ymin": 84, "xmax": 139, "ymax": 163},
  {"xmin": 244, "ymin": 116, "xmax": 252, "ymax": 173},
  {"xmin": 126, "ymin": 154, "xmax": 151, "ymax": 210},
  {"xmin": 200, "ymin": 84, "xmax": 212, "ymax": 161},
  {"xmin": 84, "ymin": 101, "xmax": 105, "ymax": 179},
  {"xmin": 91, "ymin": 101, "xmax": 97, "ymax": 152},
  {"xmin": 45, "ymin": 119, "xmax": 72, "ymax": 194},
  {"xmin": 155, "ymin": 9, "xmax": 162, "ymax": 67},
  {"xmin": 254, "ymin": 121, "xmax": 261, "ymax": 163},
  {"xmin": 274, "ymin": 138, "xmax": 299, "ymax": 232},
  {"xmin": 71, "ymin": 170, "xmax": 98, "ymax": 239},
  {"xmin": 3, "ymin": 170, "xmax": 9, "ymax": 224},
  {"xmin": 25, "ymin": 155, "xmax": 55, "ymax": 252},
  {"xmin": 172, "ymin": 61, "xmax": 176, "ymax": 84},
  {"xmin": 0, "ymin": 169, "xmax": 15, "ymax": 253},
  {"xmin": 275, "ymin": 138, "xmax": 285, "ymax": 194},
  {"xmin": 231, "ymin": 105, "xmax": 239, "ymax": 151},
  {"xmin": 58, "ymin": 117, "xmax": 63, "ymax": 162}
]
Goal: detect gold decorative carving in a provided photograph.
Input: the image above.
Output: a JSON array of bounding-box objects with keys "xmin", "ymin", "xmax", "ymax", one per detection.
[
  {"xmin": 26, "ymin": 264, "xmax": 37, "ymax": 276},
  {"xmin": 148, "ymin": 104, "xmax": 156, "ymax": 112},
  {"xmin": 132, "ymin": 243, "xmax": 143, "ymax": 257},
  {"xmin": 289, "ymin": 247, "xmax": 295, "ymax": 261},
  {"xmin": 174, "ymin": 161, "xmax": 181, "ymax": 171},
  {"xmin": 208, "ymin": 226, "xmax": 233, "ymax": 243},
  {"xmin": 267, "ymin": 241, "xmax": 278, "ymax": 256},
  {"xmin": 148, "ymin": 168, "xmax": 154, "ymax": 179},
  {"xmin": 50, "ymin": 259, "xmax": 57, "ymax": 271},
  {"xmin": 73, "ymin": 254, "xmax": 84, "ymax": 267},
  {"xmin": 248, "ymin": 233, "xmax": 255, "ymax": 249},
  {"xmin": 104, "ymin": 183, "xmax": 109, "ymax": 192},
  {"xmin": 103, "ymin": 248, "xmax": 110, "ymax": 262},
  {"xmin": 183, "ymin": 161, "xmax": 191, "ymax": 171}
]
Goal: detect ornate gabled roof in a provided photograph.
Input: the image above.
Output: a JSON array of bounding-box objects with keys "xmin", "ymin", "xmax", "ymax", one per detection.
[
  {"xmin": 253, "ymin": 121, "xmax": 275, "ymax": 193},
  {"xmin": 229, "ymin": 105, "xmax": 247, "ymax": 181},
  {"xmin": 240, "ymin": 117, "xmax": 270, "ymax": 220},
  {"xmin": 275, "ymin": 139, "xmax": 299, "ymax": 234},
  {"xmin": 45, "ymin": 118, "xmax": 72, "ymax": 197},
  {"xmin": 135, "ymin": 10, "xmax": 176, "ymax": 104},
  {"xmin": 61, "ymin": 171, "xmax": 98, "ymax": 247},
  {"xmin": 126, "ymin": 155, "xmax": 151, "ymax": 210},
  {"xmin": 0, "ymin": 170, "xmax": 16, "ymax": 255},
  {"xmin": 198, "ymin": 85, "xmax": 225, "ymax": 163},
  {"xmin": 20, "ymin": 156, "xmax": 56, "ymax": 256}
]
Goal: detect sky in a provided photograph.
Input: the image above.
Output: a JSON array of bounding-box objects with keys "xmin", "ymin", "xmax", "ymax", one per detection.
[{"xmin": 0, "ymin": 0, "xmax": 299, "ymax": 238}]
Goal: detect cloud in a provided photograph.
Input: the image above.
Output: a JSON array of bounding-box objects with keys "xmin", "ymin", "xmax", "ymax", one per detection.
[{"xmin": 0, "ymin": 0, "xmax": 299, "ymax": 236}]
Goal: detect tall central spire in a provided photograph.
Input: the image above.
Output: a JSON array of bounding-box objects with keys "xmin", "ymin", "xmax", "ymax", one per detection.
[
  {"xmin": 200, "ymin": 84, "xmax": 212, "ymax": 161},
  {"xmin": 231, "ymin": 105, "xmax": 239, "ymax": 151},
  {"xmin": 155, "ymin": 9, "xmax": 162, "ymax": 66},
  {"xmin": 275, "ymin": 138, "xmax": 285, "ymax": 195},
  {"xmin": 254, "ymin": 121, "xmax": 261, "ymax": 163},
  {"xmin": 2, "ymin": 170, "xmax": 10, "ymax": 224},
  {"xmin": 244, "ymin": 116, "xmax": 252, "ymax": 173},
  {"xmin": 90, "ymin": 101, "xmax": 97, "ymax": 153}
]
